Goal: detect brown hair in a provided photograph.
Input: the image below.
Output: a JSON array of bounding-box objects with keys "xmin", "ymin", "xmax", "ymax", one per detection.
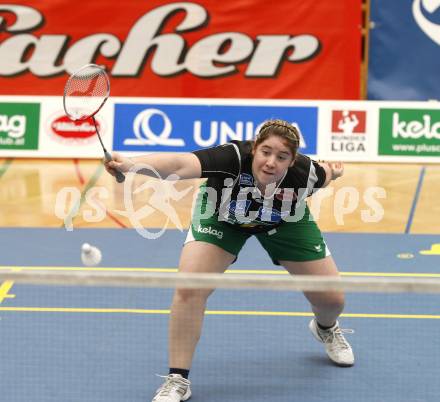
[{"xmin": 254, "ymin": 119, "xmax": 300, "ymax": 159}]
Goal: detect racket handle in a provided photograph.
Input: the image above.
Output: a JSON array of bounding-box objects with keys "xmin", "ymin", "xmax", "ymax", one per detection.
[
  {"xmin": 104, "ymin": 151, "xmax": 126, "ymax": 183},
  {"xmin": 115, "ymin": 169, "xmax": 126, "ymax": 183}
]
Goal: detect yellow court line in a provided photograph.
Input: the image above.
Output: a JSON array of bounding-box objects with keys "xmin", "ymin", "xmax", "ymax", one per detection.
[
  {"xmin": 341, "ymin": 272, "xmax": 440, "ymax": 278},
  {"xmin": 0, "ymin": 280, "xmax": 15, "ymax": 303},
  {"xmin": 0, "ymin": 307, "xmax": 439, "ymax": 319},
  {"xmin": 1, "ymin": 266, "xmax": 440, "ymax": 278},
  {"xmin": 0, "ymin": 307, "xmax": 169, "ymax": 314}
]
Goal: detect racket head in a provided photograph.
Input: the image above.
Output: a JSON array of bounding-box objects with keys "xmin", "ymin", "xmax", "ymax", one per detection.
[{"xmin": 63, "ymin": 64, "xmax": 110, "ymax": 121}]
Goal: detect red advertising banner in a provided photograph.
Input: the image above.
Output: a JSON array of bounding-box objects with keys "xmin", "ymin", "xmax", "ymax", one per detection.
[{"xmin": 0, "ymin": 1, "xmax": 361, "ymax": 99}]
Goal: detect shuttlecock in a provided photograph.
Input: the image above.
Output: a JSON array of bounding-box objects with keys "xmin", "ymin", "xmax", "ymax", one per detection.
[{"xmin": 81, "ymin": 243, "xmax": 102, "ymax": 266}]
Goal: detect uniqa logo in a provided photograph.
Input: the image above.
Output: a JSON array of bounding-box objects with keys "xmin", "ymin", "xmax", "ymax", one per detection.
[
  {"xmin": 0, "ymin": 3, "xmax": 320, "ymax": 78},
  {"xmin": 123, "ymin": 106, "xmax": 308, "ymax": 149},
  {"xmin": 412, "ymin": 0, "xmax": 440, "ymax": 45},
  {"xmin": 125, "ymin": 108, "xmax": 184, "ymax": 146}
]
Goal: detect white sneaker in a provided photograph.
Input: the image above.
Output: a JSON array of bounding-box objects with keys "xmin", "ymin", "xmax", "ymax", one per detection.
[
  {"xmin": 152, "ymin": 374, "xmax": 192, "ymax": 402},
  {"xmin": 309, "ymin": 319, "xmax": 355, "ymax": 367}
]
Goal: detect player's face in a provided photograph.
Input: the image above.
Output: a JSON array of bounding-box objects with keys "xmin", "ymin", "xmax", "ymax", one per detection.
[{"xmin": 252, "ymin": 135, "xmax": 294, "ymax": 187}]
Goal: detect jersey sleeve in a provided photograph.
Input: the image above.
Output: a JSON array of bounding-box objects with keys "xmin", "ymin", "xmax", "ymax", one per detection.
[
  {"xmin": 311, "ymin": 160, "xmax": 327, "ymax": 190},
  {"xmin": 291, "ymin": 154, "xmax": 327, "ymax": 197},
  {"xmin": 192, "ymin": 143, "xmax": 241, "ymax": 179}
]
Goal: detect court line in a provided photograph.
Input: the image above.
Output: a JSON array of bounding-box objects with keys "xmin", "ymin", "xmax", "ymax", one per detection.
[
  {"xmin": 61, "ymin": 162, "xmax": 104, "ymax": 228},
  {"xmin": 0, "ymin": 158, "xmax": 13, "ymax": 179},
  {"xmin": 405, "ymin": 165, "xmax": 426, "ymax": 234},
  {"xmin": 106, "ymin": 210, "xmax": 128, "ymax": 228},
  {"xmin": 73, "ymin": 158, "xmax": 85, "ymax": 185},
  {"xmin": 2, "ymin": 266, "xmax": 440, "ymax": 278},
  {"xmin": 0, "ymin": 281, "xmax": 15, "ymax": 303},
  {"xmin": 0, "ymin": 306, "xmax": 439, "ymax": 319},
  {"xmin": 73, "ymin": 159, "xmax": 127, "ymax": 228}
]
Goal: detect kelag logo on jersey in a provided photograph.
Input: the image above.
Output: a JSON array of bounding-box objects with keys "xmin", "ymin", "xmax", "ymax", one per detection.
[{"xmin": 113, "ymin": 104, "xmax": 318, "ymax": 154}]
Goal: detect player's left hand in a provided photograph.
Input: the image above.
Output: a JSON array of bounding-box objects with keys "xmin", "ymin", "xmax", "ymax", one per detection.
[{"xmin": 328, "ymin": 162, "xmax": 344, "ymax": 180}]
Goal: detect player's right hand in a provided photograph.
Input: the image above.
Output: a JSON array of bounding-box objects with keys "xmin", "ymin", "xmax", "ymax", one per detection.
[{"xmin": 104, "ymin": 152, "xmax": 134, "ymax": 176}]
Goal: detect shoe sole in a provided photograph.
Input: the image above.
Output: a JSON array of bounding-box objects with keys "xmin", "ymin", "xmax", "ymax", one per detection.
[
  {"xmin": 153, "ymin": 386, "xmax": 191, "ymax": 402},
  {"xmin": 332, "ymin": 360, "xmax": 354, "ymax": 367}
]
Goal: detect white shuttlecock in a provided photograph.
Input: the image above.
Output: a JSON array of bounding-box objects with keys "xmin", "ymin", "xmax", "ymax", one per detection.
[{"xmin": 81, "ymin": 243, "xmax": 102, "ymax": 266}]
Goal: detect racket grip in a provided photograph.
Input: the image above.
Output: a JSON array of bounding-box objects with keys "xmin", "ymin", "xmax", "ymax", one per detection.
[
  {"xmin": 104, "ymin": 151, "xmax": 126, "ymax": 183},
  {"xmin": 115, "ymin": 170, "xmax": 126, "ymax": 183}
]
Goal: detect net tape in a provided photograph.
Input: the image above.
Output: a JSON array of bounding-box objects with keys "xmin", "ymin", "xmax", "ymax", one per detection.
[{"xmin": 1, "ymin": 269, "xmax": 440, "ymax": 293}]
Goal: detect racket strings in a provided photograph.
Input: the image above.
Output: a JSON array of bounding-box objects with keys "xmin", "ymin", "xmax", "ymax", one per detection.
[
  {"xmin": 69, "ymin": 74, "xmax": 105, "ymax": 98},
  {"xmin": 64, "ymin": 65, "xmax": 109, "ymax": 120}
]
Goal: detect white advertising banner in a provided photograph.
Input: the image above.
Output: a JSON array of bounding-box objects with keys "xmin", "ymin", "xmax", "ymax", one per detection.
[
  {"xmin": 318, "ymin": 100, "xmax": 440, "ymax": 163},
  {"xmin": 39, "ymin": 98, "xmax": 113, "ymax": 158},
  {"xmin": 1, "ymin": 96, "xmax": 440, "ymax": 163},
  {"xmin": 316, "ymin": 102, "xmax": 379, "ymax": 162}
]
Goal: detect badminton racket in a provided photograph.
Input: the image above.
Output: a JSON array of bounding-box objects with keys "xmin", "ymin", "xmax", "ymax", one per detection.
[{"xmin": 63, "ymin": 64, "xmax": 125, "ymax": 183}]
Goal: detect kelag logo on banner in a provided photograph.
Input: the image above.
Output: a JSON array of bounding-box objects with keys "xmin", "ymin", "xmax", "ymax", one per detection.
[
  {"xmin": 378, "ymin": 108, "xmax": 440, "ymax": 156},
  {"xmin": 0, "ymin": 103, "xmax": 40, "ymax": 149},
  {"xmin": 113, "ymin": 104, "xmax": 318, "ymax": 154}
]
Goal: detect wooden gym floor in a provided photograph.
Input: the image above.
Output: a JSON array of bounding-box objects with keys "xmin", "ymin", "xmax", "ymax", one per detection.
[{"xmin": 0, "ymin": 158, "xmax": 438, "ymax": 234}]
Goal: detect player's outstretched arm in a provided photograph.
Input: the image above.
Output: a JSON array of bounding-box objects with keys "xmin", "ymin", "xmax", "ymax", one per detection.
[{"xmin": 104, "ymin": 152, "xmax": 202, "ymax": 180}]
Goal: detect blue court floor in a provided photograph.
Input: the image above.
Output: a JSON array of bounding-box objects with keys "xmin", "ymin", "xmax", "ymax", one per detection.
[{"xmin": 0, "ymin": 228, "xmax": 440, "ymax": 402}]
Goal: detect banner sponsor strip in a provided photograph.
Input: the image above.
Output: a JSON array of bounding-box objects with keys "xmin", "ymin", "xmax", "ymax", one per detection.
[{"xmin": 1, "ymin": 96, "xmax": 440, "ymax": 163}]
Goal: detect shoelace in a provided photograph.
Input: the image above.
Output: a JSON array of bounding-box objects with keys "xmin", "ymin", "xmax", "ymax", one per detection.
[
  {"xmin": 155, "ymin": 375, "xmax": 190, "ymax": 397},
  {"xmin": 320, "ymin": 327, "xmax": 354, "ymax": 350}
]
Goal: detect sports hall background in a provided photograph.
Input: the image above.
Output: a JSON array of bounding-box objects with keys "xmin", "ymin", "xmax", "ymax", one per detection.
[{"xmin": 1, "ymin": 1, "xmax": 440, "ymax": 402}]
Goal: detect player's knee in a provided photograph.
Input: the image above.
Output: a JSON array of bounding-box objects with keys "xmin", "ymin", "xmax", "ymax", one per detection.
[
  {"xmin": 174, "ymin": 288, "xmax": 213, "ymax": 304},
  {"xmin": 327, "ymin": 293, "xmax": 345, "ymax": 312}
]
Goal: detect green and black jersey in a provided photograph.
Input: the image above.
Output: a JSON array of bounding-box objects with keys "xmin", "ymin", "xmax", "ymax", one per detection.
[{"xmin": 192, "ymin": 140, "xmax": 326, "ymax": 234}]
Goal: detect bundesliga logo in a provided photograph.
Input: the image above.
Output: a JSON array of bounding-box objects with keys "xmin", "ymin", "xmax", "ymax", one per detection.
[
  {"xmin": 331, "ymin": 110, "xmax": 366, "ymax": 135},
  {"xmin": 330, "ymin": 110, "xmax": 367, "ymax": 153}
]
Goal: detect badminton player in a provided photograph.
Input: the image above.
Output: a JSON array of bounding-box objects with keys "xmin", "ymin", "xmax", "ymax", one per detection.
[{"xmin": 104, "ymin": 119, "xmax": 354, "ymax": 402}]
